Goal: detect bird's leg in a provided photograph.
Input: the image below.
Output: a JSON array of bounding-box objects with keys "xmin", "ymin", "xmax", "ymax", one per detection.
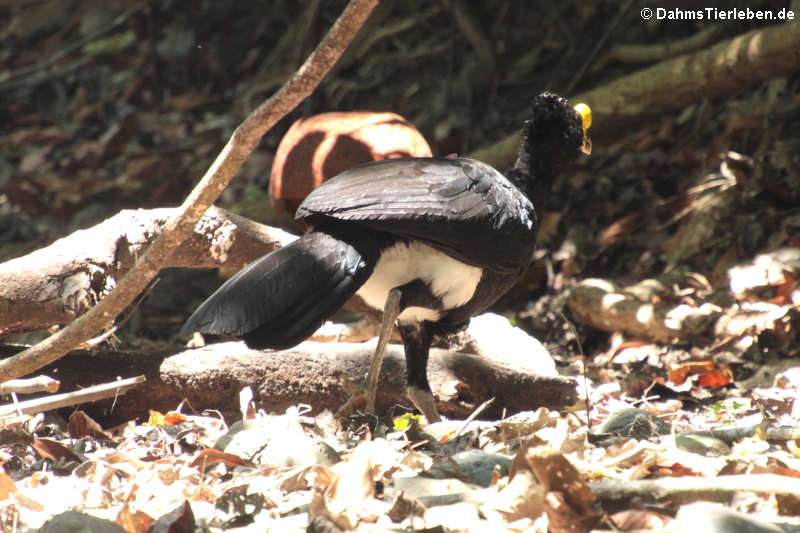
[
  {"xmin": 365, "ymin": 287, "xmax": 402, "ymax": 414},
  {"xmin": 399, "ymin": 322, "xmax": 440, "ymax": 423}
]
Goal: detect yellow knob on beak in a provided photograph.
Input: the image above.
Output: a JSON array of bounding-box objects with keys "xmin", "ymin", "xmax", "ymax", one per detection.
[{"xmin": 574, "ymin": 103, "xmax": 592, "ymax": 155}]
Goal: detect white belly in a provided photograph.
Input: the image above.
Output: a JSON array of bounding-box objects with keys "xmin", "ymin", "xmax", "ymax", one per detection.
[{"xmin": 356, "ymin": 241, "xmax": 483, "ymax": 323}]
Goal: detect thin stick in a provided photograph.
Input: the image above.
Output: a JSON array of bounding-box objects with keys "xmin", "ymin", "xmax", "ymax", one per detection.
[
  {"xmin": 84, "ymin": 277, "xmax": 160, "ymax": 347},
  {"xmin": 0, "ymin": 376, "xmax": 145, "ymax": 418},
  {"xmin": 0, "ymin": 6, "xmax": 144, "ymax": 91},
  {"xmin": 563, "ymin": 0, "xmax": 635, "ymax": 95},
  {"xmin": 560, "ymin": 311, "xmax": 591, "ymax": 432},
  {"xmin": 454, "ymin": 397, "xmax": 494, "ymax": 438}
]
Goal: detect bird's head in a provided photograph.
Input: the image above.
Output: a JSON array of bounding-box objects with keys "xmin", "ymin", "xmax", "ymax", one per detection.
[{"xmin": 510, "ymin": 92, "xmax": 591, "ymax": 196}]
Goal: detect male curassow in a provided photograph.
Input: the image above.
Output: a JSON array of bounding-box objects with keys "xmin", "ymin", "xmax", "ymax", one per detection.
[{"xmin": 181, "ymin": 93, "xmax": 591, "ymax": 422}]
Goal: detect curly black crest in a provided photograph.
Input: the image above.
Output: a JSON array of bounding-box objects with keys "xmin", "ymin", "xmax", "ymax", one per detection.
[{"xmin": 507, "ymin": 92, "xmax": 585, "ymax": 198}]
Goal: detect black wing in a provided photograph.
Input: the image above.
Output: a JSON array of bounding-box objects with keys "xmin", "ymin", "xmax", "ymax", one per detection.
[{"xmin": 295, "ymin": 157, "xmax": 538, "ymax": 275}]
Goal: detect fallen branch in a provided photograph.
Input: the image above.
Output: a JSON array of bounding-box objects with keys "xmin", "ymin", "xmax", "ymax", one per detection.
[
  {"xmin": 0, "ymin": 376, "xmax": 59, "ymax": 395},
  {"xmin": 590, "ymin": 474, "xmax": 800, "ymax": 506},
  {"xmin": 1, "ymin": 342, "xmax": 576, "ymax": 423},
  {"xmin": 0, "ymin": 0, "xmax": 378, "ymax": 383},
  {"xmin": 0, "ymin": 375, "xmax": 144, "ymax": 418},
  {"xmin": 470, "ymin": 22, "xmax": 800, "ymax": 169},
  {"xmin": 0, "ymin": 207, "xmax": 296, "ymax": 338},
  {"xmin": 598, "ymin": 24, "xmax": 730, "ymax": 66},
  {"xmin": 566, "ymin": 279, "xmax": 722, "ymax": 343}
]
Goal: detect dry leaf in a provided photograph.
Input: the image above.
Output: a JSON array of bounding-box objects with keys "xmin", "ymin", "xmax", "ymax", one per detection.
[
  {"xmin": 190, "ymin": 448, "xmax": 247, "ymax": 472},
  {"xmin": 309, "ymin": 440, "xmax": 395, "ymax": 530},
  {"xmin": 525, "ymin": 447, "xmax": 597, "ymax": 520},
  {"xmin": 115, "ymin": 503, "xmax": 154, "ymax": 533},
  {"xmin": 668, "ymin": 360, "xmax": 732, "ymax": 388},
  {"xmin": 147, "ymin": 411, "xmax": 187, "ymax": 426},
  {"xmin": 149, "ymin": 501, "xmax": 195, "ymax": 533},
  {"xmin": 0, "ymin": 472, "xmax": 17, "ymax": 500},
  {"xmin": 69, "ymin": 410, "xmax": 113, "ymax": 441},
  {"xmin": 482, "ymin": 443, "xmax": 547, "ymax": 523},
  {"xmin": 31, "ymin": 438, "xmax": 82, "ymax": 463}
]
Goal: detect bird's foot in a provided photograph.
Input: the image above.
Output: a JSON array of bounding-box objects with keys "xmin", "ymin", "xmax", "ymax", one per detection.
[
  {"xmin": 335, "ymin": 381, "xmax": 441, "ymax": 426},
  {"xmin": 335, "ymin": 379, "xmax": 369, "ymax": 418},
  {"xmin": 407, "ymin": 386, "xmax": 441, "ymax": 424}
]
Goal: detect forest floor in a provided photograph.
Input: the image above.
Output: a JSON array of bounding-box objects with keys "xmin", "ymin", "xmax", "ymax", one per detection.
[{"xmin": 1, "ymin": 1, "xmax": 799, "ymax": 531}]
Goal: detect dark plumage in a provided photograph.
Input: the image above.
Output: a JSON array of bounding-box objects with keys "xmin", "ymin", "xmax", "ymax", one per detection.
[{"xmin": 181, "ymin": 93, "xmax": 591, "ymax": 422}]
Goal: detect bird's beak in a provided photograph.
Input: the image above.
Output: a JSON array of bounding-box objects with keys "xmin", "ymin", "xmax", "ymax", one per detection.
[{"xmin": 574, "ymin": 103, "xmax": 592, "ymax": 155}]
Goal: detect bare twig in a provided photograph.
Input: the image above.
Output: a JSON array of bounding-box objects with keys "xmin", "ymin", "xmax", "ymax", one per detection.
[
  {"xmin": 599, "ymin": 24, "xmax": 729, "ymax": 66},
  {"xmin": 352, "ymin": 5, "xmax": 442, "ymax": 60},
  {"xmin": 440, "ymin": 0, "xmax": 494, "ymax": 67},
  {"xmin": 0, "ymin": 0, "xmax": 379, "ymax": 383},
  {"xmin": 0, "ymin": 5, "xmax": 144, "ymax": 91},
  {"xmin": 0, "ymin": 376, "xmax": 59, "ymax": 395},
  {"xmin": 0, "ymin": 376, "xmax": 144, "ymax": 418},
  {"xmin": 454, "ymin": 397, "xmax": 494, "ymax": 438},
  {"xmin": 559, "ymin": 312, "xmax": 592, "ymax": 432},
  {"xmin": 0, "ymin": 57, "xmax": 93, "ymax": 92},
  {"xmin": 562, "ymin": 0, "xmax": 635, "ymax": 95},
  {"xmin": 83, "ymin": 276, "xmax": 159, "ymax": 347}
]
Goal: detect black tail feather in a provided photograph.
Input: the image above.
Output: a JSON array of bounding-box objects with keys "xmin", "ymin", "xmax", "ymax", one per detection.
[{"xmin": 180, "ymin": 231, "xmax": 374, "ymax": 349}]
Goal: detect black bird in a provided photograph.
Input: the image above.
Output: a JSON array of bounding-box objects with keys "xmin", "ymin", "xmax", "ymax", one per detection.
[{"xmin": 181, "ymin": 93, "xmax": 591, "ymax": 422}]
